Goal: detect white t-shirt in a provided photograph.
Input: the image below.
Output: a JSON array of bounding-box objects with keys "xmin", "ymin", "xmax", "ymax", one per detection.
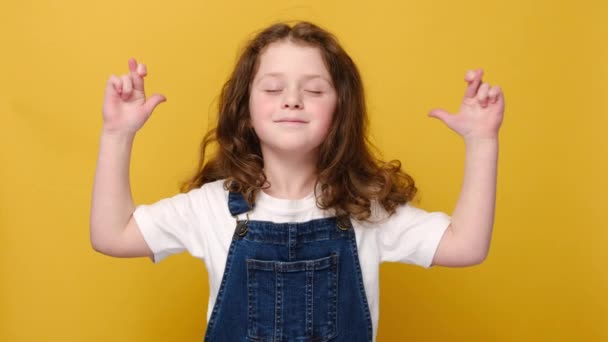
[{"xmin": 133, "ymin": 179, "xmax": 450, "ymax": 341}]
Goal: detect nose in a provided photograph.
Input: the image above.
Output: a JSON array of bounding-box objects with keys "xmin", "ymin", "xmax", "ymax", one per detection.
[{"xmin": 281, "ymin": 89, "xmax": 303, "ymax": 109}]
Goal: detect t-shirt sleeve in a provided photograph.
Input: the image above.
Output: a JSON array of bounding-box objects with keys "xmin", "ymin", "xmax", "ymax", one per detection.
[
  {"xmin": 133, "ymin": 189, "xmax": 205, "ymax": 264},
  {"xmin": 375, "ymin": 202, "xmax": 451, "ymax": 268}
]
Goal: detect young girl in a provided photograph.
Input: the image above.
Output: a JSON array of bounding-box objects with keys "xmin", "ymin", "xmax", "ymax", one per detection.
[{"xmin": 91, "ymin": 21, "xmax": 503, "ymax": 342}]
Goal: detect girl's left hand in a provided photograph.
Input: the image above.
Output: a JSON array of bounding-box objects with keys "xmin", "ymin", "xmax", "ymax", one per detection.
[{"xmin": 428, "ymin": 69, "xmax": 504, "ymax": 141}]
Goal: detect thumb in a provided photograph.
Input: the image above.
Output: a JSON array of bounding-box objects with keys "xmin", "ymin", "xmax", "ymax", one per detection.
[
  {"xmin": 428, "ymin": 108, "xmax": 453, "ymax": 126},
  {"xmin": 143, "ymin": 94, "xmax": 167, "ymax": 114}
]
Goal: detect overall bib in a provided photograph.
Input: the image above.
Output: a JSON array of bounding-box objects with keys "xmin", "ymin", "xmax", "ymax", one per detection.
[{"xmin": 204, "ymin": 190, "xmax": 373, "ymax": 342}]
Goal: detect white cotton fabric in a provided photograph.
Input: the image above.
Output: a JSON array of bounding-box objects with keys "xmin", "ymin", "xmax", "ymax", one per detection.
[{"xmin": 133, "ymin": 179, "xmax": 450, "ymax": 341}]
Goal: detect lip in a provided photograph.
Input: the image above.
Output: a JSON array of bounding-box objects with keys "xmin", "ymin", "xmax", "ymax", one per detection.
[{"xmin": 275, "ymin": 119, "xmax": 308, "ymax": 123}]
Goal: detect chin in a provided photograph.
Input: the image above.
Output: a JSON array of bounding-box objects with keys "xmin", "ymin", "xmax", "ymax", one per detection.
[{"xmin": 264, "ymin": 142, "xmax": 320, "ymax": 156}]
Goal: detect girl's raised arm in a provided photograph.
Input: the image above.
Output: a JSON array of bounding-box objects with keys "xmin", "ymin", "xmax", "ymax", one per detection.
[
  {"xmin": 90, "ymin": 58, "xmax": 166, "ymax": 258},
  {"xmin": 427, "ymin": 69, "xmax": 504, "ymax": 267}
]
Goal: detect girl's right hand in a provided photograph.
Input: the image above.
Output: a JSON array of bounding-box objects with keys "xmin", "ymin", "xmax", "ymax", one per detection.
[{"xmin": 102, "ymin": 58, "xmax": 167, "ymax": 135}]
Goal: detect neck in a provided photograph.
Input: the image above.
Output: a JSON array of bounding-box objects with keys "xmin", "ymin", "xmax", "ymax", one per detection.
[{"xmin": 260, "ymin": 148, "xmax": 318, "ymax": 200}]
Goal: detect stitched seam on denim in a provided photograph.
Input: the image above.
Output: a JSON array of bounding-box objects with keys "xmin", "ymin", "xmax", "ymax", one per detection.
[
  {"xmin": 333, "ymin": 252, "xmax": 339, "ymax": 339},
  {"xmin": 306, "ymin": 263, "xmax": 314, "ymax": 339},
  {"xmin": 248, "ymin": 255, "xmax": 334, "ymax": 271},
  {"xmin": 274, "ymin": 268, "xmax": 283, "ymax": 340},
  {"xmin": 349, "ymin": 229, "xmax": 373, "ymax": 341},
  {"xmin": 204, "ymin": 238, "xmax": 238, "ymax": 341},
  {"xmin": 288, "ymin": 225, "xmax": 296, "ymax": 260},
  {"xmin": 247, "ymin": 260, "xmax": 256, "ymax": 339}
]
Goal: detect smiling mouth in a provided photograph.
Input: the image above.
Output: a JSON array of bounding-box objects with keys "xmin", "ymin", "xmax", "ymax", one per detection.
[{"xmin": 275, "ymin": 120, "xmax": 308, "ymax": 123}]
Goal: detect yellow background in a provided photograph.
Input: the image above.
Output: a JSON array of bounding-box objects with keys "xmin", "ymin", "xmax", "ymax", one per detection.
[{"xmin": 1, "ymin": 0, "xmax": 606, "ymax": 340}]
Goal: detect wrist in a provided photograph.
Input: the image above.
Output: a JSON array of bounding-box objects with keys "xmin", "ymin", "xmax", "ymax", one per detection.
[
  {"xmin": 101, "ymin": 125, "xmax": 137, "ymax": 140},
  {"xmin": 463, "ymin": 134, "xmax": 499, "ymax": 146},
  {"xmin": 463, "ymin": 136, "xmax": 499, "ymax": 157},
  {"xmin": 100, "ymin": 128, "xmax": 136, "ymax": 147}
]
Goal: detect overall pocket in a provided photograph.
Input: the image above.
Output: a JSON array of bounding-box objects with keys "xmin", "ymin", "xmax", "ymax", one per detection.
[{"xmin": 246, "ymin": 253, "xmax": 339, "ymax": 341}]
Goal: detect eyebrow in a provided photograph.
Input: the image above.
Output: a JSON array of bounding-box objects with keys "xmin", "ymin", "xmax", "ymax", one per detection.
[{"xmin": 255, "ymin": 72, "xmax": 333, "ymax": 86}]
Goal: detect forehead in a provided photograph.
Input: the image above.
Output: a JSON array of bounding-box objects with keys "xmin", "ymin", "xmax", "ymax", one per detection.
[{"xmin": 255, "ymin": 40, "xmax": 331, "ymax": 79}]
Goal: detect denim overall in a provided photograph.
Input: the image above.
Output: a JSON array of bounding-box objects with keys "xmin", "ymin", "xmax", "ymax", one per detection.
[{"xmin": 203, "ymin": 190, "xmax": 373, "ymax": 342}]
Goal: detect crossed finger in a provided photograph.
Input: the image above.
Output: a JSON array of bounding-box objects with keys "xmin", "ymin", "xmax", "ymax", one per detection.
[
  {"xmin": 128, "ymin": 58, "xmax": 147, "ymax": 92},
  {"xmin": 464, "ymin": 69, "xmax": 502, "ymax": 107},
  {"xmin": 464, "ymin": 69, "xmax": 483, "ymax": 98}
]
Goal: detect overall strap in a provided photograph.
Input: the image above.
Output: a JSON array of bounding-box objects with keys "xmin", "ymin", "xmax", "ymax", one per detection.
[{"xmin": 227, "ymin": 190, "xmax": 254, "ymax": 216}]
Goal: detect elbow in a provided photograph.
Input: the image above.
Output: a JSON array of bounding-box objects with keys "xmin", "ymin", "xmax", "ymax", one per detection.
[
  {"xmin": 91, "ymin": 238, "xmax": 116, "ymax": 256},
  {"xmin": 464, "ymin": 248, "xmax": 489, "ymax": 266},
  {"xmin": 89, "ymin": 227, "xmax": 110, "ymax": 255},
  {"xmin": 433, "ymin": 225, "xmax": 490, "ymax": 267},
  {"xmin": 468, "ymin": 252, "xmax": 488, "ymax": 266},
  {"xmin": 90, "ymin": 235, "xmax": 105, "ymax": 254},
  {"xmin": 455, "ymin": 230, "xmax": 491, "ymax": 267},
  {"xmin": 90, "ymin": 221, "xmax": 101, "ymax": 252}
]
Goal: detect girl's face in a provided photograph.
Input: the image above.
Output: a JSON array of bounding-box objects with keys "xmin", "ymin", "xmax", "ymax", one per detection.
[{"xmin": 249, "ymin": 40, "xmax": 337, "ymax": 158}]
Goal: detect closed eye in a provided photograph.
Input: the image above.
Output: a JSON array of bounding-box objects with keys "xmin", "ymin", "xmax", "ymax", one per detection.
[
  {"xmin": 305, "ymin": 90, "xmax": 323, "ymax": 95},
  {"xmin": 264, "ymin": 89, "xmax": 282, "ymax": 93}
]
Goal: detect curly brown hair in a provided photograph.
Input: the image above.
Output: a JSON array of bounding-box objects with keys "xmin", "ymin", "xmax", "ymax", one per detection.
[{"xmin": 180, "ymin": 21, "xmax": 417, "ymax": 221}]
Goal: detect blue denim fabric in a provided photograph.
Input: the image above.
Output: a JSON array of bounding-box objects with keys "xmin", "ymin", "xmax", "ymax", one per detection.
[
  {"xmin": 204, "ymin": 191, "xmax": 373, "ymax": 342},
  {"xmin": 228, "ymin": 190, "xmax": 254, "ymax": 216}
]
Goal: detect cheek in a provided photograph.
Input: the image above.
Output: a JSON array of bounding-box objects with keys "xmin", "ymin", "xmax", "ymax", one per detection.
[
  {"xmin": 313, "ymin": 98, "xmax": 337, "ymax": 128},
  {"xmin": 250, "ymin": 93, "xmax": 277, "ymax": 118},
  {"xmin": 249, "ymin": 94, "xmax": 276, "ymax": 134}
]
